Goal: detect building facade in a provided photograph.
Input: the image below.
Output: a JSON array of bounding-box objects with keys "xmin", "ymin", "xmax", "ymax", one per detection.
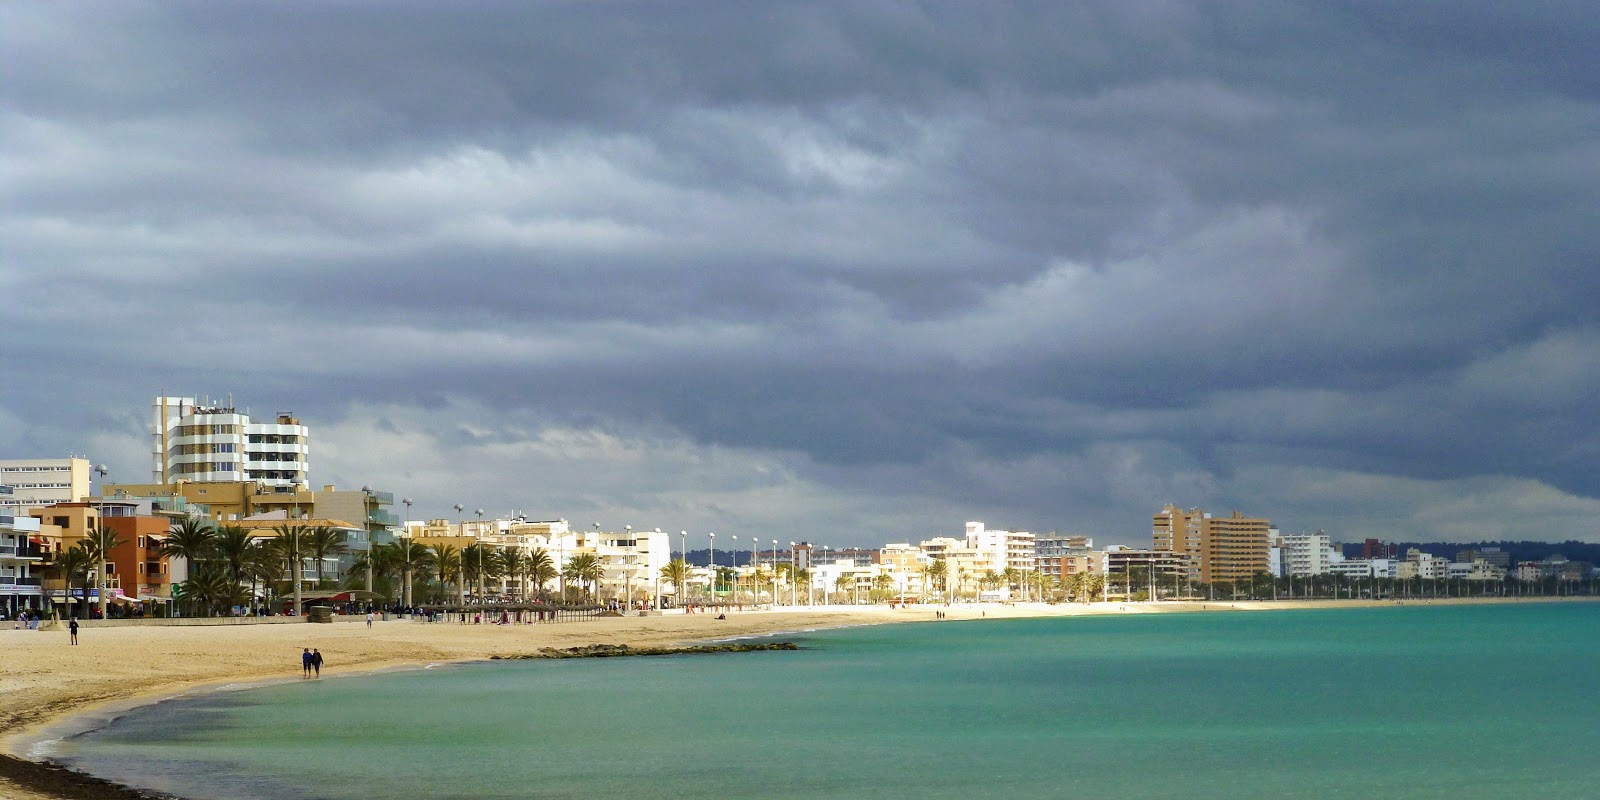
[
  {"xmin": 151, "ymin": 396, "xmax": 309, "ymax": 487},
  {"xmin": 0, "ymin": 457, "xmax": 93, "ymax": 514},
  {"xmin": 1154, "ymin": 505, "xmax": 1273, "ymax": 584}
]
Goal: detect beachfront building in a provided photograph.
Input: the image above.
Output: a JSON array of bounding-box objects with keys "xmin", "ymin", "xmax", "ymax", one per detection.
[
  {"xmin": 1153, "ymin": 505, "xmax": 1273, "ymax": 584},
  {"xmin": 1447, "ymin": 560, "xmax": 1506, "ymax": 581},
  {"xmin": 0, "ymin": 486, "xmax": 47, "ymax": 617},
  {"xmin": 1281, "ymin": 532, "xmax": 1337, "ymax": 577},
  {"xmin": 1104, "ymin": 546, "xmax": 1189, "ymax": 599},
  {"xmin": 0, "ymin": 457, "xmax": 93, "ymax": 515},
  {"xmin": 149, "ymin": 396, "xmax": 309, "ymax": 487},
  {"xmin": 1404, "ymin": 548, "xmax": 1450, "ymax": 580},
  {"xmin": 1035, "ymin": 535, "xmax": 1098, "ymax": 583},
  {"xmin": 104, "ymin": 480, "xmax": 399, "ymax": 548}
]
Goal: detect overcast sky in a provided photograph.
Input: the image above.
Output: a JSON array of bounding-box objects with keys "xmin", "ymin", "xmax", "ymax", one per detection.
[{"xmin": 4, "ymin": 2, "xmax": 1598, "ymax": 547}]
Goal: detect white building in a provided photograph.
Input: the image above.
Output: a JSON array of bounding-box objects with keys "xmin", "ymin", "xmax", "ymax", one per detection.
[
  {"xmin": 1329, "ymin": 558, "xmax": 1399, "ymax": 579},
  {"xmin": 1280, "ymin": 531, "xmax": 1336, "ymax": 577},
  {"xmin": 0, "ymin": 457, "xmax": 93, "ymax": 514},
  {"xmin": 1, "ymin": 487, "xmax": 47, "ymax": 616},
  {"xmin": 1404, "ymin": 548, "xmax": 1450, "ymax": 579},
  {"xmin": 1448, "ymin": 561, "xmax": 1506, "ymax": 581},
  {"xmin": 151, "ymin": 396, "xmax": 310, "ymax": 487}
]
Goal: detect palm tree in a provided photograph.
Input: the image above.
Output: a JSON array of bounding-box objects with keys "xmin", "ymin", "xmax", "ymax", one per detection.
[
  {"xmin": 214, "ymin": 525, "xmax": 257, "ymax": 585},
  {"xmin": 183, "ymin": 561, "xmax": 251, "ymax": 617},
  {"xmin": 660, "ymin": 558, "xmax": 690, "ymax": 607},
  {"xmin": 306, "ymin": 526, "xmax": 349, "ymax": 589},
  {"xmin": 498, "ymin": 550, "xmax": 527, "ymax": 601},
  {"xmin": 434, "ymin": 544, "xmax": 463, "ymax": 604},
  {"xmin": 927, "ymin": 559, "xmax": 948, "ymax": 602},
  {"xmin": 46, "ymin": 545, "xmax": 96, "ymax": 619},
  {"xmin": 564, "ymin": 553, "xmax": 603, "ymax": 602},
  {"xmin": 162, "ymin": 518, "xmax": 218, "ymax": 566},
  {"xmin": 271, "ymin": 523, "xmax": 313, "ymax": 614},
  {"xmin": 834, "ymin": 574, "xmax": 852, "ymax": 604},
  {"xmin": 527, "ymin": 548, "xmax": 555, "ymax": 601},
  {"xmin": 84, "ymin": 524, "xmax": 125, "ymax": 618},
  {"xmin": 872, "ymin": 572, "xmax": 893, "ymax": 603},
  {"xmin": 390, "ymin": 539, "xmax": 434, "ymax": 607},
  {"xmin": 244, "ymin": 540, "xmax": 283, "ymax": 611}
]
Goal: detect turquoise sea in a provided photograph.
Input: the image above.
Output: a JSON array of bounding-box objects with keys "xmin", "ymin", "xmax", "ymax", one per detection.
[{"xmin": 56, "ymin": 603, "xmax": 1600, "ymax": 799}]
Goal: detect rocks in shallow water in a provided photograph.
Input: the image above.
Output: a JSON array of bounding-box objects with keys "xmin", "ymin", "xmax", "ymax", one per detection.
[{"xmin": 492, "ymin": 641, "xmax": 799, "ymax": 659}]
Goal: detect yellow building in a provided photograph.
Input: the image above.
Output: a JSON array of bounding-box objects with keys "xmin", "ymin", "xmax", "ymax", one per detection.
[{"xmin": 1153, "ymin": 505, "xmax": 1271, "ymax": 584}]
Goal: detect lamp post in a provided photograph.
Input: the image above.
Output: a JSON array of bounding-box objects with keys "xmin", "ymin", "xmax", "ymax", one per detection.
[
  {"xmin": 730, "ymin": 535, "xmax": 738, "ymax": 605},
  {"xmin": 95, "ymin": 463, "xmax": 108, "ymax": 497},
  {"xmin": 475, "ymin": 508, "xmax": 486, "ymax": 603},
  {"xmin": 708, "ymin": 532, "xmax": 716, "ymax": 607},
  {"xmin": 750, "ymin": 538, "xmax": 759, "ymax": 606},
  {"xmin": 453, "ymin": 504, "xmax": 464, "ymax": 604},
  {"xmin": 624, "ymin": 525, "xmax": 633, "ymax": 609},
  {"xmin": 789, "ymin": 542, "xmax": 798, "ymax": 606},
  {"xmin": 771, "ymin": 540, "xmax": 778, "ymax": 606}
]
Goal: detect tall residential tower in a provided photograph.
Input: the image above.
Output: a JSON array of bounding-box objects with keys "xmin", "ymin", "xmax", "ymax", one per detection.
[{"xmin": 150, "ymin": 396, "xmax": 309, "ymax": 487}]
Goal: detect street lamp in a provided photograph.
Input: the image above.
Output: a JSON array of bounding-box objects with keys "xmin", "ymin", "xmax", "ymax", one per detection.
[
  {"xmin": 360, "ymin": 485, "xmax": 375, "ymax": 594},
  {"xmin": 771, "ymin": 540, "xmax": 778, "ymax": 606},
  {"xmin": 453, "ymin": 504, "xmax": 464, "ymax": 604},
  {"xmin": 730, "ymin": 535, "xmax": 738, "ymax": 605},
  {"xmin": 95, "ymin": 464, "xmax": 108, "ymax": 497},
  {"xmin": 624, "ymin": 525, "xmax": 633, "ymax": 609},
  {"xmin": 475, "ymin": 509, "xmax": 486, "ymax": 603},
  {"xmin": 708, "ymin": 532, "xmax": 716, "ymax": 607},
  {"xmin": 790, "ymin": 542, "xmax": 797, "ymax": 606}
]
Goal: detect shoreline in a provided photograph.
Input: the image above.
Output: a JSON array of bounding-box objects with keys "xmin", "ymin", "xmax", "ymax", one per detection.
[{"xmin": 3, "ymin": 596, "xmax": 1592, "ymax": 800}]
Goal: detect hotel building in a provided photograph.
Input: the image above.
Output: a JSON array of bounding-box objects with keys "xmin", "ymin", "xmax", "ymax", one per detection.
[
  {"xmin": 1153, "ymin": 505, "xmax": 1272, "ymax": 584},
  {"xmin": 0, "ymin": 457, "xmax": 93, "ymax": 515},
  {"xmin": 150, "ymin": 396, "xmax": 309, "ymax": 487}
]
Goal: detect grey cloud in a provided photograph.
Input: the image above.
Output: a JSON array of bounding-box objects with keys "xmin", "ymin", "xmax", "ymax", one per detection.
[{"xmin": 4, "ymin": 2, "xmax": 1600, "ymax": 544}]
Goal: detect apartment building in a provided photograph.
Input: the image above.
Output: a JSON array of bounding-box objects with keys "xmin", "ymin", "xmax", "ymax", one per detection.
[
  {"xmin": 0, "ymin": 457, "xmax": 93, "ymax": 514},
  {"xmin": 150, "ymin": 396, "xmax": 309, "ymax": 487},
  {"xmin": 1153, "ymin": 505, "xmax": 1272, "ymax": 584},
  {"xmin": 1, "ymin": 486, "xmax": 47, "ymax": 616},
  {"xmin": 1281, "ymin": 531, "xmax": 1336, "ymax": 577}
]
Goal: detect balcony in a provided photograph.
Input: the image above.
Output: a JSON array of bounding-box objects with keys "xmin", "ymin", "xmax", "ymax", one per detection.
[
  {"xmin": 367, "ymin": 509, "xmax": 400, "ymax": 527},
  {"xmin": 0, "ymin": 576, "xmax": 43, "ymax": 586}
]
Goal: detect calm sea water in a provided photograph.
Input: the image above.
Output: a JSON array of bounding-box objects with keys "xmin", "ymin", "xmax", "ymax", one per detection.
[{"xmin": 57, "ymin": 603, "xmax": 1600, "ymax": 800}]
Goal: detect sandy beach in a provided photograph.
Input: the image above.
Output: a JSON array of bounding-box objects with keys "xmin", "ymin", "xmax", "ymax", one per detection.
[{"xmin": 1, "ymin": 597, "xmax": 1586, "ymax": 800}]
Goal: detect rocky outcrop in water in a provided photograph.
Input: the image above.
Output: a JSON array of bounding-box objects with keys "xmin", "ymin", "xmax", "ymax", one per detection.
[{"xmin": 491, "ymin": 642, "xmax": 799, "ymax": 659}]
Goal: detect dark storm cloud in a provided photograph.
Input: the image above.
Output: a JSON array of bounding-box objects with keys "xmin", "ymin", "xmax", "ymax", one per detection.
[{"xmin": 4, "ymin": 2, "xmax": 1599, "ymax": 542}]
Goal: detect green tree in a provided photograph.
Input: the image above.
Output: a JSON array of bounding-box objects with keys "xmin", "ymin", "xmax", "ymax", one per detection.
[
  {"xmin": 834, "ymin": 573, "xmax": 853, "ymax": 604},
  {"xmin": 307, "ymin": 526, "xmax": 349, "ymax": 588},
  {"xmin": 245, "ymin": 539, "xmax": 283, "ymax": 610},
  {"xmin": 271, "ymin": 523, "xmax": 314, "ymax": 614},
  {"xmin": 528, "ymin": 548, "xmax": 556, "ymax": 601},
  {"xmin": 84, "ymin": 524, "xmax": 125, "ymax": 618},
  {"xmin": 660, "ymin": 558, "xmax": 690, "ymax": 607},
  {"xmin": 499, "ymin": 550, "xmax": 528, "ymax": 601},
  {"xmin": 161, "ymin": 518, "xmax": 217, "ymax": 565},
  {"xmin": 214, "ymin": 525, "xmax": 257, "ymax": 585},
  {"xmin": 389, "ymin": 539, "xmax": 434, "ymax": 607},
  {"xmin": 564, "ymin": 553, "xmax": 603, "ymax": 601},
  {"xmin": 434, "ymin": 544, "xmax": 463, "ymax": 604},
  {"xmin": 47, "ymin": 545, "xmax": 96, "ymax": 619},
  {"xmin": 926, "ymin": 559, "xmax": 948, "ymax": 601}
]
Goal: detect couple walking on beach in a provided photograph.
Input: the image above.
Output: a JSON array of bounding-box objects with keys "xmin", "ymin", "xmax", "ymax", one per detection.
[{"xmin": 301, "ymin": 647, "xmax": 324, "ymax": 678}]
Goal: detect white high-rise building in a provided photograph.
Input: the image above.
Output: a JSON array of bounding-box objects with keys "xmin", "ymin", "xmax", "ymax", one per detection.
[
  {"xmin": 1281, "ymin": 531, "xmax": 1336, "ymax": 577},
  {"xmin": 150, "ymin": 396, "xmax": 310, "ymax": 487}
]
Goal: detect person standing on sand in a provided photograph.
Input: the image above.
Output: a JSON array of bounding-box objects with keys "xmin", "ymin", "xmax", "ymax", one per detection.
[
  {"xmin": 311, "ymin": 648, "xmax": 324, "ymax": 677},
  {"xmin": 366, "ymin": 611, "xmax": 374, "ymax": 628},
  {"xmin": 302, "ymin": 648, "xmax": 313, "ymax": 678},
  {"xmin": 68, "ymin": 617, "xmax": 79, "ymax": 645}
]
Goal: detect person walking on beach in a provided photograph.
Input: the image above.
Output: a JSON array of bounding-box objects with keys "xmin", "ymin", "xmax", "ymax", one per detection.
[
  {"xmin": 366, "ymin": 611, "xmax": 374, "ymax": 628},
  {"xmin": 302, "ymin": 647, "xmax": 313, "ymax": 678},
  {"xmin": 311, "ymin": 648, "xmax": 324, "ymax": 677},
  {"xmin": 68, "ymin": 617, "xmax": 79, "ymax": 645}
]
